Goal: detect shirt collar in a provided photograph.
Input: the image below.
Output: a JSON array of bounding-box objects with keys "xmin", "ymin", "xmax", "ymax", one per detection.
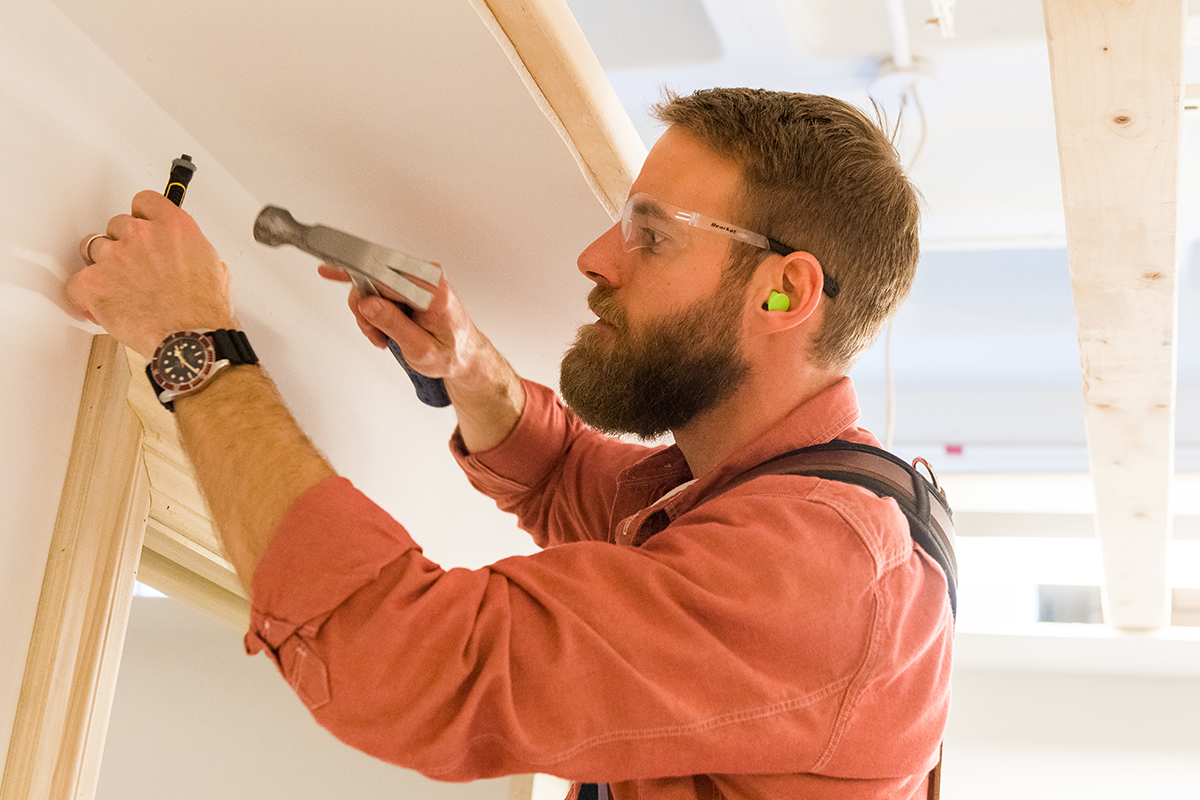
[{"xmin": 615, "ymin": 376, "xmax": 865, "ymax": 524}]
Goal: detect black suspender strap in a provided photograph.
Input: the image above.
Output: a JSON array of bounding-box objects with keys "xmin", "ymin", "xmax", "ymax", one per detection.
[{"xmin": 703, "ymin": 440, "xmax": 958, "ymax": 619}]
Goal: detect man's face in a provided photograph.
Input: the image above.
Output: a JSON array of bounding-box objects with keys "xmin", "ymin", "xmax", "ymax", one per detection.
[
  {"xmin": 559, "ymin": 128, "xmax": 754, "ymax": 438},
  {"xmin": 559, "ymin": 274, "xmax": 750, "ymax": 439}
]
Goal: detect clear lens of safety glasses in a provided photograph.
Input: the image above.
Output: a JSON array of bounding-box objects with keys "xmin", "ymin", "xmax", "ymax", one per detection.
[
  {"xmin": 620, "ymin": 193, "xmax": 774, "ymax": 254},
  {"xmin": 617, "ymin": 193, "xmax": 841, "ymax": 298},
  {"xmin": 621, "ymin": 193, "xmax": 683, "ymax": 253}
]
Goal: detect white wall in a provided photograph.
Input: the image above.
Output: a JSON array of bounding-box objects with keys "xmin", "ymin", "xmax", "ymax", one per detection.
[
  {"xmin": 0, "ymin": 0, "xmax": 169, "ymax": 771},
  {"xmin": 0, "ymin": 0, "xmax": 542, "ymax": 782},
  {"xmin": 943, "ymin": 668, "xmax": 1200, "ymax": 798}
]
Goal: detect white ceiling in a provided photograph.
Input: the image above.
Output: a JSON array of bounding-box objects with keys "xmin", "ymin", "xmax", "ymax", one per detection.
[{"xmin": 48, "ymin": 0, "xmax": 614, "ymax": 393}]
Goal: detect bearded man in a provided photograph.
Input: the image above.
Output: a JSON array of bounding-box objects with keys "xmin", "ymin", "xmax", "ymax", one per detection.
[{"xmin": 68, "ymin": 88, "xmax": 951, "ymax": 800}]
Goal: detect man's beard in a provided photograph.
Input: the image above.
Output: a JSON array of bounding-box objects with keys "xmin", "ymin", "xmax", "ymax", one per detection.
[{"xmin": 559, "ymin": 278, "xmax": 751, "ymax": 440}]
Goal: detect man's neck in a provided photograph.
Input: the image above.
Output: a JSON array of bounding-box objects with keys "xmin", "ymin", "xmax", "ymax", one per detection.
[{"xmin": 672, "ymin": 366, "xmax": 843, "ymax": 479}]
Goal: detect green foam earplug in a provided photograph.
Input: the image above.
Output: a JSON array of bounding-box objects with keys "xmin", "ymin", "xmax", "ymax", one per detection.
[{"xmin": 767, "ymin": 291, "xmax": 790, "ymax": 312}]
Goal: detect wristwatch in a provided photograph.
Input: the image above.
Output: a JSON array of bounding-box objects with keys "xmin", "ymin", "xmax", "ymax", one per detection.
[{"xmin": 146, "ymin": 329, "xmax": 259, "ymax": 411}]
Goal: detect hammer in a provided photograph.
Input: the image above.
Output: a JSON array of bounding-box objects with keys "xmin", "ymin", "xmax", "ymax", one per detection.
[{"xmin": 253, "ymin": 206, "xmax": 450, "ymax": 407}]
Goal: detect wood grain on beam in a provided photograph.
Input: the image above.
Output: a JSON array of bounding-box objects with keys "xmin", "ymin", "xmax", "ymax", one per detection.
[
  {"xmin": 1, "ymin": 336, "xmax": 148, "ymax": 800},
  {"xmin": 1042, "ymin": 0, "xmax": 1184, "ymax": 629},
  {"xmin": 470, "ymin": 0, "xmax": 647, "ymax": 219}
]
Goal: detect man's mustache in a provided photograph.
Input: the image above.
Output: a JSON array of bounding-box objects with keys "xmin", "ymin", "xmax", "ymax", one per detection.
[{"xmin": 587, "ymin": 287, "xmax": 628, "ymax": 332}]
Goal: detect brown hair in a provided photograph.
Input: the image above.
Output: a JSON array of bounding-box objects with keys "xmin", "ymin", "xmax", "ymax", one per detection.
[{"xmin": 653, "ymin": 88, "xmax": 921, "ymax": 371}]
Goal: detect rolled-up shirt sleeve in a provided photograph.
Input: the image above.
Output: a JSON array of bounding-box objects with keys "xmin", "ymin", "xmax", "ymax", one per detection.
[
  {"xmin": 451, "ymin": 380, "xmax": 653, "ymax": 547},
  {"xmin": 244, "ymin": 477, "xmax": 418, "ymax": 709}
]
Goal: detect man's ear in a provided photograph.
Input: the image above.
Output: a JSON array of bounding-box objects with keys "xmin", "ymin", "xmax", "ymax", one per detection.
[{"xmin": 752, "ymin": 251, "xmax": 825, "ymax": 333}]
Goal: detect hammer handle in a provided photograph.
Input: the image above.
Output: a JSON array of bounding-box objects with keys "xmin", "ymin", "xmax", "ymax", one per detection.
[
  {"xmin": 386, "ymin": 336, "xmax": 451, "ymax": 407},
  {"xmin": 351, "ymin": 276, "xmax": 450, "ymax": 407}
]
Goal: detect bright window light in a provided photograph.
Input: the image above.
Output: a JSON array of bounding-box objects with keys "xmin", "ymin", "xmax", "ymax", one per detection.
[
  {"xmin": 132, "ymin": 582, "xmax": 166, "ymax": 598},
  {"xmin": 952, "ymin": 538, "xmax": 1200, "ymax": 631},
  {"xmin": 956, "ymin": 538, "xmax": 1200, "ymax": 588}
]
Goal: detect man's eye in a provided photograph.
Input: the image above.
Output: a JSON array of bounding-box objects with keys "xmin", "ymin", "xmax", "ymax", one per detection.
[
  {"xmin": 622, "ymin": 207, "xmax": 682, "ymax": 253},
  {"xmin": 633, "ymin": 220, "xmax": 677, "ymax": 252},
  {"xmin": 641, "ymin": 226, "xmax": 668, "ymax": 248}
]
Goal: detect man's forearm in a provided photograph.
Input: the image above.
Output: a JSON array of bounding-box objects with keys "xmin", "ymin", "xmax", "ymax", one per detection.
[
  {"xmin": 174, "ymin": 366, "xmax": 336, "ymax": 592},
  {"xmin": 65, "ymin": 190, "xmax": 521, "ymax": 584},
  {"xmin": 443, "ymin": 330, "xmax": 527, "ymax": 454}
]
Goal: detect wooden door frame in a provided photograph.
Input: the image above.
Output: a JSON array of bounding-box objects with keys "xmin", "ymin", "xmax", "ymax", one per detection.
[{"xmin": 1, "ymin": 336, "xmax": 248, "ymax": 800}]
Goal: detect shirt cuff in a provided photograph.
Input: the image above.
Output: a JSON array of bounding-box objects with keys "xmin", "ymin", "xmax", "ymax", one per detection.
[
  {"xmin": 450, "ymin": 379, "xmax": 579, "ymax": 494},
  {"xmin": 244, "ymin": 476, "xmax": 416, "ymax": 658}
]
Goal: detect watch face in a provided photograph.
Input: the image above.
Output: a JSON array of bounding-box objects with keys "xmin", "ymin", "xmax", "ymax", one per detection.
[{"xmin": 152, "ymin": 331, "xmax": 215, "ymax": 391}]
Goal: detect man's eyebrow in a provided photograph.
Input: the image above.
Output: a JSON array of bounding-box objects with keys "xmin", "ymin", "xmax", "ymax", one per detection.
[{"xmin": 631, "ymin": 197, "xmax": 669, "ymax": 220}]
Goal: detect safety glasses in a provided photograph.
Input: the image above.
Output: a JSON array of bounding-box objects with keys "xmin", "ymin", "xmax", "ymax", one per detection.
[{"xmin": 619, "ymin": 192, "xmax": 840, "ymax": 299}]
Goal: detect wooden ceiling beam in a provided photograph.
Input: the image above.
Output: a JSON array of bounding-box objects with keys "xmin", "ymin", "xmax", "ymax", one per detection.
[
  {"xmin": 469, "ymin": 0, "xmax": 647, "ymax": 219},
  {"xmin": 1042, "ymin": 0, "xmax": 1184, "ymax": 629}
]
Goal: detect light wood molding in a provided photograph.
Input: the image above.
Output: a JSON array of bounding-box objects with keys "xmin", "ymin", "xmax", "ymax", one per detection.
[
  {"xmin": 2, "ymin": 337, "xmax": 246, "ymax": 798},
  {"xmin": 122, "ymin": 347, "xmax": 245, "ymax": 602},
  {"xmin": 136, "ymin": 547, "xmax": 249, "ymax": 630},
  {"xmin": 507, "ymin": 773, "xmax": 535, "ymax": 800},
  {"xmin": 2, "ymin": 336, "xmax": 149, "ymax": 800},
  {"xmin": 1042, "ymin": 0, "xmax": 1184, "ymax": 629},
  {"xmin": 470, "ymin": 0, "xmax": 647, "ymax": 219}
]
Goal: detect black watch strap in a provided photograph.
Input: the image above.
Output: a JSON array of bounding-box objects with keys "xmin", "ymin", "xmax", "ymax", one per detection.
[
  {"xmin": 209, "ymin": 328, "xmax": 259, "ymax": 367},
  {"xmin": 146, "ymin": 329, "xmax": 259, "ymax": 412}
]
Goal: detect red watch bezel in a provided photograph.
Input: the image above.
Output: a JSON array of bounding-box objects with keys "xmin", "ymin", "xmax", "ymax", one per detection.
[{"xmin": 150, "ymin": 330, "xmax": 217, "ymax": 392}]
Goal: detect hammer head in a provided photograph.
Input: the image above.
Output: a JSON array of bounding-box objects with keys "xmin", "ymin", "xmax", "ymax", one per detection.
[{"xmin": 253, "ymin": 205, "xmax": 303, "ymax": 247}]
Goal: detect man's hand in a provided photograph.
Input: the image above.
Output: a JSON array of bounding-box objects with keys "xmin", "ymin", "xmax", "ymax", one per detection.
[
  {"xmin": 67, "ymin": 190, "xmax": 236, "ymax": 358},
  {"xmin": 65, "ymin": 190, "xmax": 335, "ymax": 590},
  {"xmin": 318, "ymin": 264, "xmax": 483, "ymax": 382},
  {"xmin": 318, "ymin": 265, "xmax": 527, "ymax": 453}
]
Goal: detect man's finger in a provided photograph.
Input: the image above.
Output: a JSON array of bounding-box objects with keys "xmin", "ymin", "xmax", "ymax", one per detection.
[
  {"xmin": 105, "ymin": 213, "xmax": 135, "ymax": 241},
  {"xmin": 354, "ymin": 312, "xmax": 389, "ymax": 349},
  {"xmin": 317, "ymin": 264, "xmax": 352, "ymax": 283},
  {"xmin": 130, "ymin": 188, "xmax": 176, "ymax": 220},
  {"xmin": 317, "ymin": 266, "xmax": 409, "ymax": 306},
  {"xmin": 64, "ymin": 269, "xmax": 96, "ymax": 318},
  {"xmin": 359, "ymin": 296, "xmax": 423, "ymax": 345},
  {"xmin": 79, "ymin": 233, "xmax": 110, "ymax": 265},
  {"xmin": 358, "ymin": 296, "xmax": 402, "ymax": 329}
]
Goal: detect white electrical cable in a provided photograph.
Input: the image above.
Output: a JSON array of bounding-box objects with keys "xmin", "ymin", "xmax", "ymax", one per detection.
[
  {"xmin": 905, "ymin": 79, "xmax": 929, "ymax": 170},
  {"xmin": 884, "ymin": 78, "xmax": 929, "ymax": 452},
  {"xmin": 885, "ymin": 317, "xmax": 897, "ymax": 450},
  {"xmin": 884, "ymin": 0, "xmax": 915, "ymax": 71}
]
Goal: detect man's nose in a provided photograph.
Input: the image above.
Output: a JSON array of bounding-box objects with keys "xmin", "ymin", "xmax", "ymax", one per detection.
[{"xmin": 577, "ymin": 223, "xmax": 624, "ymax": 288}]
